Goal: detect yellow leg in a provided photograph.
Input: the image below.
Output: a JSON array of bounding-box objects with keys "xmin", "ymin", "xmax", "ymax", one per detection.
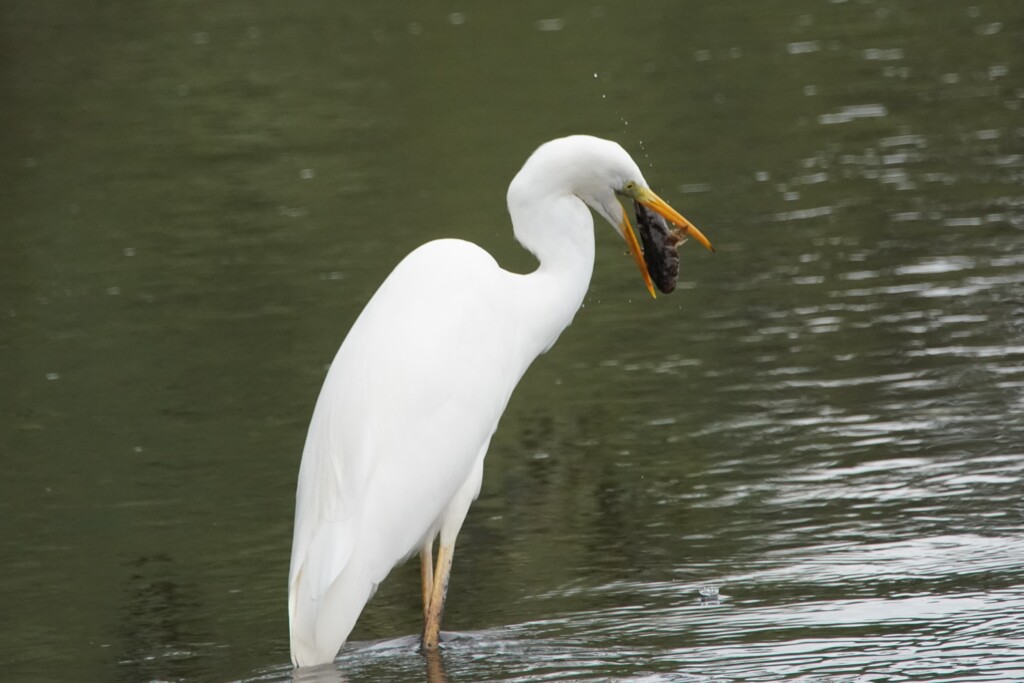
[
  {"xmin": 420, "ymin": 543, "xmax": 434, "ymax": 621},
  {"xmin": 421, "ymin": 541, "xmax": 455, "ymax": 651}
]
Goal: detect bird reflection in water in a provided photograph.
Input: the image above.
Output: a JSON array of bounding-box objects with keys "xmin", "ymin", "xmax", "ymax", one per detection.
[{"xmin": 289, "ymin": 648, "xmax": 449, "ymax": 683}]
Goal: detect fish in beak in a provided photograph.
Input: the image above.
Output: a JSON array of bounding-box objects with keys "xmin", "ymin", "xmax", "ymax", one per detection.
[{"xmin": 618, "ymin": 184, "xmax": 714, "ymax": 297}]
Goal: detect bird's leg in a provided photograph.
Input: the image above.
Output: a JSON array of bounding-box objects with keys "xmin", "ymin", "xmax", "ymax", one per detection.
[
  {"xmin": 420, "ymin": 542, "xmax": 434, "ymax": 620},
  {"xmin": 421, "ymin": 541, "xmax": 455, "ymax": 651}
]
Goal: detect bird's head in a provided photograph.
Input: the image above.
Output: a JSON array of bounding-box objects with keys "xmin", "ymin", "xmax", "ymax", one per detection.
[{"xmin": 514, "ymin": 135, "xmax": 714, "ymax": 298}]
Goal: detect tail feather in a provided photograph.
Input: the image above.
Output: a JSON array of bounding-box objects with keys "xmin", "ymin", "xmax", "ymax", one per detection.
[
  {"xmin": 290, "ymin": 558, "xmax": 376, "ymax": 668},
  {"xmin": 289, "ymin": 518, "xmax": 357, "ymax": 667}
]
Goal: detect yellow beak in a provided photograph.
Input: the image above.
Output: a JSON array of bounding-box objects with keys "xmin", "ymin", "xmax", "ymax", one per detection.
[
  {"xmin": 618, "ymin": 205, "xmax": 658, "ymax": 298},
  {"xmin": 632, "ymin": 187, "xmax": 715, "ymax": 254},
  {"xmin": 617, "ymin": 186, "xmax": 714, "ymax": 298}
]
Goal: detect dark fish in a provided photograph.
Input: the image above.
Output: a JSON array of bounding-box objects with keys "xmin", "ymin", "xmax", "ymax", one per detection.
[{"xmin": 634, "ymin": 200, "xmax": 683, "ymax": 294}]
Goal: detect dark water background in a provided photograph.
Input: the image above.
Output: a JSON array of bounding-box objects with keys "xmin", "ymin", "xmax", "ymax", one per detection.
[{"xmin": 2, "ymin": 2, "xmax": 1023, "ymax": 681}]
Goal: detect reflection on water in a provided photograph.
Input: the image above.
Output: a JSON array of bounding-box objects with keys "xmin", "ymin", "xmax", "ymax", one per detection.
[
  {"xmin": 251, "ymin": 537, "xmax": 1024, "ymax": 681},
  {"xmin": 2, "ymin": 0, "xmax": 1023, "ymax": 681}
]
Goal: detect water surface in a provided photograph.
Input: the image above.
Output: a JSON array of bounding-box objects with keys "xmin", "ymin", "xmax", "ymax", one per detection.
[{"xmin": 2, "ymin": 1, "xmax": 1023, "ymax": 681}]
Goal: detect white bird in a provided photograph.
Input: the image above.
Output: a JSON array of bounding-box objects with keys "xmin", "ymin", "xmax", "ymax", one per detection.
[{"xmin": 287, "ymin": 135, "xmax": 714, "ymax": 668}]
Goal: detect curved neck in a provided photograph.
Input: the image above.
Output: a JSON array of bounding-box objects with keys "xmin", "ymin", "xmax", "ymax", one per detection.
[{"xmin": 506, "ymin": 188, "xmax": 596, "ymax": 357}]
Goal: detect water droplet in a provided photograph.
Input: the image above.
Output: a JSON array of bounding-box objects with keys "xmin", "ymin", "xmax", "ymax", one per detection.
[{"xmin": 699, "ymin": 586, "xmax": 721, "ymax": 604}]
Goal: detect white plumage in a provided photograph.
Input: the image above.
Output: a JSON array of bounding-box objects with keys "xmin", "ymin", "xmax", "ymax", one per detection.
[{"xmin": 287, "ymin": 135, "xmax": 712, "ymax": 667}]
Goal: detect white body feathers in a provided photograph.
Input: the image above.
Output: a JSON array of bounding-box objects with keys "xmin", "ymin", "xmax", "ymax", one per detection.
[{"xmin": 288, "ymin": 136, "xmax": 648, "ymax": 666}]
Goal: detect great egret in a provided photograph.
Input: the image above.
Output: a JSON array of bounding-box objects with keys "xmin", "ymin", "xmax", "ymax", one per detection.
[{"xmin": 287, "ymin": 135, "xmax": 714, "ymax": 668}]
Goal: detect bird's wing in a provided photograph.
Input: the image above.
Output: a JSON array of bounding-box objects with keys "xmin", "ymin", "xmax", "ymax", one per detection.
[{"xmin": 289, "ymin": 238, "xmax": 527, "ymax": 648}]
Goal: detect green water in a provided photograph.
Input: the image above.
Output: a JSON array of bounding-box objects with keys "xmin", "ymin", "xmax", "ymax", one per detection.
[{"xmin": 2, "ymin": 2, "xmax": 1023, "ymax": 681}]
